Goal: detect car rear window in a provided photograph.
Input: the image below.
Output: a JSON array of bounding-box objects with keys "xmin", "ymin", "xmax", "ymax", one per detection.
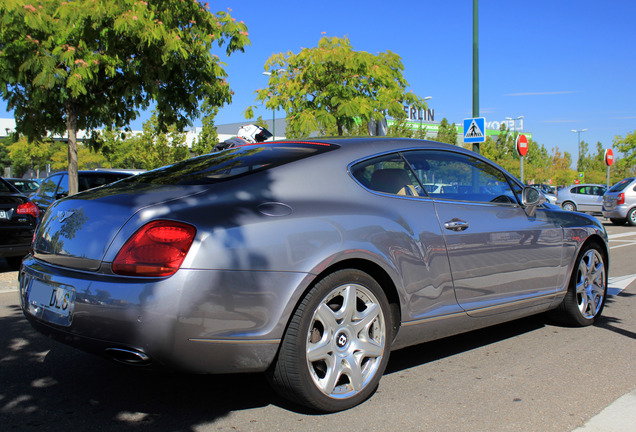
[
  {"xmin": 608, "ymin": 178, "xmax": 635, "ymax": 193},
  {"xmin": 121, "ymin": 142, "xmax": 338, "ymax": 186}
]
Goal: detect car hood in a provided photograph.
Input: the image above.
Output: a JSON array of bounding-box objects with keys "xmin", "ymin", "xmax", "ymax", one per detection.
[{"xmin": 33, "ymin": 183, "xmax": 209, "ymax": 271}]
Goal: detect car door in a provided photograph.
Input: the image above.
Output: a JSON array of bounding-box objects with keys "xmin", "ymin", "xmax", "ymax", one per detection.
[
  {"xmin": 576, "ymin": 186, "xmax": 604, "ymax": 212},
  {"xmin": 589, "ymin": 186, "xmax": 606, "ymax": 212},
  {"xmin": 402, "ymin": 150, "xmax": 564, "ymax": 317}
]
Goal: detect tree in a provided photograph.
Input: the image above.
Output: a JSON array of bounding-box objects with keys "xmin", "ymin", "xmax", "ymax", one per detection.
[
  {"xmin": 245, "ymin": 35, "xmax": 427, "ymax": 138},
  {"xmin": 133, "ymin": 113, "xmax": 189, "ymax": 170},
  {"xmin": 7, "ymin": 135, "xmax": 55, "ymax": 177},
  {"xmin": 0, "ymin": 0, "xmax": 249, "ymax": 194},
  {"xmin": 614, "ymin": 131, "xmax": 636, "ymax": 177},
  {"xmin": 432, "ymin": 118, "xmax": 457, "ymax": 145},
  {"xmin": 192, "ymin": 102, "xmax": 219, "ymax": 156}
]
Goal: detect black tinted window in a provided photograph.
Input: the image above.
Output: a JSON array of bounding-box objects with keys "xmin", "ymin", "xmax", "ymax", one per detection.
[
  {"xmin": 120, "ymin": 142, "xmax": 338, "ymax": 186},
  {"xmin": 0, "ymin": 178, "xmax": 16, "ymax": 193}
]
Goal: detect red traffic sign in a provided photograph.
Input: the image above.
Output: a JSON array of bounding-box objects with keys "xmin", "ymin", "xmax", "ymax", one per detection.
[
  {"xmin": 605, "ymin": 148, "xmax": 614, "ymax": 166},
  {"xmin": 516, "ymin": 134, "xmax": 528, "ymax": 157}
]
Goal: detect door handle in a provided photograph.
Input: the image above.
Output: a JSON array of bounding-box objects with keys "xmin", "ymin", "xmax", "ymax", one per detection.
[{"xmin": 444, "ymin": 219, "xmax": 469, "ymax": 231}]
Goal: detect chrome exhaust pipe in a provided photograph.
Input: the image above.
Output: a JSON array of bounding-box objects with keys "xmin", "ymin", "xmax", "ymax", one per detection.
[{"xmin": 105, "ymin": 348, "xmax": 151, "ymax": 366}]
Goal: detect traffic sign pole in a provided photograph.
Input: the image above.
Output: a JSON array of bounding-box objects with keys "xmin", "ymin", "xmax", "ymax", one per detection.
[
  {"xmin": 605, "ymin": 148, "xmax": 614, "ymax": 188},
  {"xmin": 516, "ymin": 134, "xmax": 529, "ymax": 183}
]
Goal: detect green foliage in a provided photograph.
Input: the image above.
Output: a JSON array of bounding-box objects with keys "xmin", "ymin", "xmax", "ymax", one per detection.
[
  {"xmin": 248, "ymin": 35, "xmax": 428, "ymax": 138},
  {"xmin": 0, "ymin": 137, "xmax": 15, "ymax": 173},
  {"xmin": 614, "ymin": 131, "xmax": 636, "ymax": 178},
  {"xmin": 386, "ymin": 117, "xmax": 415, "ymax": 138},
  {"xmin": 430, "ymin": 118, "xmax": 457, "ymax": 145},
  {"xmin": 0, "ymin": 0, "xmax": 249, "ymax": 192},
  {"xmin": 192, "ymin": 102, "xmax": 219, "ymax": 156},
  {"xmin": 132, "ymin": 113, "xmax": 190, "ymax": 170}
]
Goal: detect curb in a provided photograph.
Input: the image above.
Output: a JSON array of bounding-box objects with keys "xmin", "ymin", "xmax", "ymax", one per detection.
[
  {"xmin": 0, "ymin": 280, "xmax": 19, "ymax": 294},
  {"xmin": 572, "ymin": 388, "xmax": 636, "ymax": 432}
]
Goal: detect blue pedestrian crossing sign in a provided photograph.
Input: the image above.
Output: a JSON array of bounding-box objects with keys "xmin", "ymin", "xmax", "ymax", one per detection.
[{"xmin": 463, "ymin": 117, "xmax": 486, "ymax": 143}]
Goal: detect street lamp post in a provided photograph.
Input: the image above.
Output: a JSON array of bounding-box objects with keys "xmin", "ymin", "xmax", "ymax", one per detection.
[
  {"xmin": 505, "ymin": 115, "xmax": 524, "ymax": 139},
  {"xmin": 262, "ymin": 69, "xmax": 286, "ymax": 140},
  {"xmin": 571, "ymin": 129, "xmax": 588, "ymax": 172}
]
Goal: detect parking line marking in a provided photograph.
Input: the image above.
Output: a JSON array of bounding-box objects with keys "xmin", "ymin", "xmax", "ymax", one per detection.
[
  {"xmin": 609, "ymin": 242, "xmax": 636, "ymax": 250},
  {"xmin": 608, "ymin": 232, "xmax": 636, "ymax": 239},
  {"xmin": 608, "ymin": 274, "xmax": 636, "ymax": 296}
]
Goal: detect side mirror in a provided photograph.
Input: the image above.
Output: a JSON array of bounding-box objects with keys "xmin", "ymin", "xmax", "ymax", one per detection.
[{"xmin": 521, "ymin": 186, "xmax": 546, "ymax": 217}]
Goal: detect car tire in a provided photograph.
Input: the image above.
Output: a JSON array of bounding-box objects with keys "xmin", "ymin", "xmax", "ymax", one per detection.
[
  {"xmin": 627, "ymin": 208, "xmax": 636, "ymax": 226},
  {"xmin": 268, "ymin": 269, "xmax": 392, "ymax": 412},
  {"xmin": 552, "ymin": 242, "xmax": 607, "ymax": 326},
  {"xmin": 610, "ymin": 218, "xmax": 627, "ymax": 226},
  {"xmin": 562, "ymin": 201, "xmax": 577, "ymax": 212}
]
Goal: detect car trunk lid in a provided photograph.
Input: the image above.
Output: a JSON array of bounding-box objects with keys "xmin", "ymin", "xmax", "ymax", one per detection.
[{"xmin": 33, "ymin": 184, "xmax": 208, "ymax": 271}]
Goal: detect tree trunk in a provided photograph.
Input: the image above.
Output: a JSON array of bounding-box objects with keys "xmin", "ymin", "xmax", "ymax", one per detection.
[{"xmin": 66, "ymin": 105, "xmax": 79, "ymax": 196}]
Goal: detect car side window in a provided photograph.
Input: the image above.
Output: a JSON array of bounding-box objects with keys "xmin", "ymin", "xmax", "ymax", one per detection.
[
  {"xmin": 402, "ymin": 150, "xmax": 519, "ymax": 204},
  {"xmin": 38, "ymin": 174, "xmax": 62, "ymax": 199},
  {"xmin": 593, "ymin": 186, "xmax": 605, "ymax": 196},
  {"xmin": 351, "ymin": 153, "xmax": 422, "ymax": 197}
]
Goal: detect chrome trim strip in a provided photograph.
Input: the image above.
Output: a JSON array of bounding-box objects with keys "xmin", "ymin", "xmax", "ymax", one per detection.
[
  {"xmin": 402, "ymin": 311, "xmax": 466, "ymax": 327},
  {"xmin": 402, "ymin": 293, "xmax": 559, "ymax": 327}
]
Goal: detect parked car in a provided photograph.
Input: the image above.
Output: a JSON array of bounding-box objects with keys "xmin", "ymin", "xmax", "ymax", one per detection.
[
  {"xmin": 5, "ymin": 178, "xmax": 41, "ymax": 195},
  {"xmin": 556, "ymin": 183, "xmax": 606, "ymax": 213},
  {"xmin": 0, "ymin": 177, "xmax": 40, "ymax": 269},
  {"xmin": 602, "ymin": 177, "xmax": 636, "ymax": 225},
  {"xmin": 30, "ymin": 170, "xmax": 136, "ymax": 213},
  {"xmin": 19, "ymin": 138, "xmax": 608, "ymax": 412},
  {"xmin": 529, "ymin": 183, "xmax": 557, "ymax": 204}
]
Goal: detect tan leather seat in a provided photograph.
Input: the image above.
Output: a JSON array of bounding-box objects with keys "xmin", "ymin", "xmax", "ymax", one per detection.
[{"xmin": 370, "ymin": 169, "xmax": 419, "ymax": 196}]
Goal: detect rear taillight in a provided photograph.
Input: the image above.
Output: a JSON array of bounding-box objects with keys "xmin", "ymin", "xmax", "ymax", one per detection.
[
  {"xmin": 112, "ymin": 220, "xmax": 196, "ymax": 277},
  {"xmin": 617, "ymin": 193, "xmax": 625, "ymax": 205},
  {"xmin": 16, "ymin": 201, "xmax": 40, "ymax": 218}
]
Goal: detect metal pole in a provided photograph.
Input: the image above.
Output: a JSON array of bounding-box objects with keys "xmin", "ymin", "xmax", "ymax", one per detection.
[
  {"xmin": 571, "ymin": 129, "xmax": 587, "ymax": 173},
  {"xmin": 472, "ymin": 0, "xmax": 479, "ymax": 153}
]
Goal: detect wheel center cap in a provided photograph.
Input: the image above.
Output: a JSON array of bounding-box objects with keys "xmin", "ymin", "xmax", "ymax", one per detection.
[
  {"xmin": 336, "ymin": 332, "xmax": 348, "ymax": 348},
  {"xmin": 584, "ymin": 278, "xmax": 589, "ymax": 288}
]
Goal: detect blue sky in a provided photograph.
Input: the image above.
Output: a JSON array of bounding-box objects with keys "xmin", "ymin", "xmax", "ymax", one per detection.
[{"xmin": 2, "ymin": 0, "xmax": 635, "ymax": 162}]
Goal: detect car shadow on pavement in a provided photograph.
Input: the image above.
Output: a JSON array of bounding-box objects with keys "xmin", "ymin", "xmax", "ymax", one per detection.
[
  {"xmin": 386, "ymin": 314, "xmax": 546, "ymax": 374},
  {"xmin": 0, "ymin": 301, "xmax": 283, "ymax": 431}
]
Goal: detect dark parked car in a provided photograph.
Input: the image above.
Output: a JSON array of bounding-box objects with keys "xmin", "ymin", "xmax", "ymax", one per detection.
[
  {"xmin": 0, "ymin": 177, "xmax": 40, "ymax": 269},
  {"xmin": 19, "ymin": 138, "xmax": 608, "ymax": 412},
  {"xmin": 5, "ymin": 178, "xmax": 41, "ymax": 195},
  {"xmin": 556, "ymin": 183, "xmax": 606, "ymax": 213},
  {"xmin": 30, "ymin": 170, "xmax": 135, "ymax": 212},
  {"xmin": 602, "ymin": 177, "xmax": 636, "ymax": 225}
]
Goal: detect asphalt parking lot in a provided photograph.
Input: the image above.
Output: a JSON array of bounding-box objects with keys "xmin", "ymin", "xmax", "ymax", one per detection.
[{"xmin": 1, "ymin": 220, "xmax": 635, "ymax": 431}]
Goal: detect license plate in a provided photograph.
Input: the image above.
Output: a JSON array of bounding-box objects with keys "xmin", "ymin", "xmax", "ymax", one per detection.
[
  {"xmin": 0, "ymin": 210, "xmax": 8, "ymax": 220},
  {"xmin": 26, "ymin": 279, "xmax": 75, "ymax": 326}
]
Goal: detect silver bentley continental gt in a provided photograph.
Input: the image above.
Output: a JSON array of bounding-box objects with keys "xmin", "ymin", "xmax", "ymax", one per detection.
[{"xmin": 19, "ymin": 138, "xmax": 609, "ymax": 412}]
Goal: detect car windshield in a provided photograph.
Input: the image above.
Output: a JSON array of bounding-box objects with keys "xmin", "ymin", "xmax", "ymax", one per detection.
[
  {"xmin": 120, "ymin": 142, "xmax": 338, "ymax": 186},
  {"xmin": 608, "ymin": 178, "xmax": 635, "ymax": 193}
]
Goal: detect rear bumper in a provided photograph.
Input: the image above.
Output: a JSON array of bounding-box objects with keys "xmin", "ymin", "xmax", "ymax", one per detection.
[
  {"xmin": 602, "ymin": 204, "xmax": 629, "ymax": 219},
  {"xmin": 19, "ymin": 257, "xmax": 311, "ymax": 373}
]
